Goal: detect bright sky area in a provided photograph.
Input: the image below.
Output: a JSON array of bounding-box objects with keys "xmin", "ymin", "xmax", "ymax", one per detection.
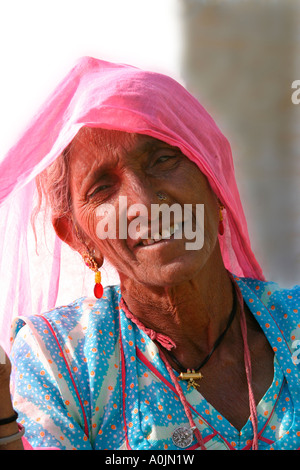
[{"xmin": 0, "ymin": 0, "xmax": 182, "ymax": 157}]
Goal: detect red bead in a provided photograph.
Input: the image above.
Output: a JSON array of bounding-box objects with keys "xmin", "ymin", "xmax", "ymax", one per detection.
[
  {"xmin": 94, "ymin": 283, "xmax": 104, "ymax": 299},
  {"xmin": 218, "ymin": 220, "xmax": 224, "ymax": 236}
]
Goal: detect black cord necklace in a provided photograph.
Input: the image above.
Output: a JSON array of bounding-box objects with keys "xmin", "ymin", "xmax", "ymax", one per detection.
[{"xmin": 167, "ymin": 281, "xmax": 238, "ymax": 390}]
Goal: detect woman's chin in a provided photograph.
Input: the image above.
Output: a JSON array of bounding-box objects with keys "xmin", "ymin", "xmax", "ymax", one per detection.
[
  {"xmin": 132, "ymin": 256, "xmax": 206, "ymax": 288},
  {"xmin": 119, "ymin": 237, "xmax": 218, "ymax": 289}
]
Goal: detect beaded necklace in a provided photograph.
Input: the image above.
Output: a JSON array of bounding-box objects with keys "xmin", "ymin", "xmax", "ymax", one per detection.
[{"xmin": 120, "ymin": 276, "xmax": 258, "ymax": 450}]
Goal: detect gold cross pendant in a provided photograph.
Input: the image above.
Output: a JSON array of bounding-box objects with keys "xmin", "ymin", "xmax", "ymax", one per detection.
[{"xmin": 178, "ymin": 369, "xmax": 203, "ymax": 390}]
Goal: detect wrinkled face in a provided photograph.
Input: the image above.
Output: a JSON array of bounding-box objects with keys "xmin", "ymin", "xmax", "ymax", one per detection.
[{"xmin": 68, "ymin": 128, "xmax": 220, "ymax": 287}]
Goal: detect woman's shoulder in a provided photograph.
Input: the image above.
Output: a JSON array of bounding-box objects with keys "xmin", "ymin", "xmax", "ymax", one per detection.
[
  {"xmin": 11, "ymin": 284, "xmax": 121, "ymax": 347},
  {"xmin": 238, "ymin": 276, "xmax": 300, "ymax": 344},
  {"xmin": 239, "ymin": 276, "xmax": 300, "ymax": 310}
]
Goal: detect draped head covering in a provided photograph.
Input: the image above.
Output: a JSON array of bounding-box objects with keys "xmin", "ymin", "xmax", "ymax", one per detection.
[{"xmin": 0, "ymin": 57, "xmax": 264, "ymax": 352}]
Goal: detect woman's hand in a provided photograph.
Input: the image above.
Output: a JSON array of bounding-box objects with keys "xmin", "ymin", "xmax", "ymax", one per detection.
[
  {"xmin": 0, "ymin": 344, "xmax": 24, "ymax": 449},
  {"xmin": 0, "ymin": 345, "xmax": 11, "ymax": 390}
]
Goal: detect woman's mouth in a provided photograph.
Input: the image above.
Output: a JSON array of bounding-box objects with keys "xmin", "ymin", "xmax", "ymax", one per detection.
[{"xmin": 137, "ymin": 223, "xmax": 182, "ymax": 247}]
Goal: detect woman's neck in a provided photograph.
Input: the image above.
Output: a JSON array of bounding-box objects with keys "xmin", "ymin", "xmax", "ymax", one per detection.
[{"xmin": 119, "ymin": 256, "xmax": 235, "ymax": 370}]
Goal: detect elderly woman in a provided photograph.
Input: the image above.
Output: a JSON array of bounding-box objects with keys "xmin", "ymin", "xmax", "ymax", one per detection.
[{"xmin": 0, "ymin": 57, "xmax": 299, "ymax": 451}]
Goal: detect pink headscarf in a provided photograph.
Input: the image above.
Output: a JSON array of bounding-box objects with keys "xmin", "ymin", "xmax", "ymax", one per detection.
[{"xmin": 0, "ymin": 57, "xmax": 263, "ymax": 352}]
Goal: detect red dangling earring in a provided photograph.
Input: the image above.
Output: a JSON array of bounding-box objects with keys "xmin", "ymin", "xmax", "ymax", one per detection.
[
  {"xmin": 218, "ymin": 203, "xmax": 225, "ymax": 236},
  {"xmin": 94, "ymin": 270, "xmax": 104, "ymax": 299},
  {"xmin": 83, "ymin": 252, "xmax": 104, "ymax": 299}
]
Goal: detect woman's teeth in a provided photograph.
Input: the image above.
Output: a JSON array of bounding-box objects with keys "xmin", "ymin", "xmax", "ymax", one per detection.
[{"xmin": 141, "ymin": 223, "xmax": 180, "ymax": 246}]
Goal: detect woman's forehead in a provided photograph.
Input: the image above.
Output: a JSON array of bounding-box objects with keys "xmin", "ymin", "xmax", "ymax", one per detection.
[
  {"xmin": 69, "ymin": 127, "xmax": 179, "ymax": 163},
  {"xmin": 71, "ymin": 127, "xmax": 137, "ymax": 151}
]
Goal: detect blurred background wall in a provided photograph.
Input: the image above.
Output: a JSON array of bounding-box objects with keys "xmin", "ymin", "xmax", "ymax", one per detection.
[{"xmin": 179, "ymin": 0, "xmax": 300, "ymax": 287}]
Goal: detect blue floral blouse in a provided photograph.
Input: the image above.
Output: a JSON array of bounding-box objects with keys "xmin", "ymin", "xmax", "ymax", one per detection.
[{"xmin": 9, "ymin": 276, "xmax": 300, "ymax": 450}]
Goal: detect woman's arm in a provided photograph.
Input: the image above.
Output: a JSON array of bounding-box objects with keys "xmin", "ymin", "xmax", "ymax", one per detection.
[
  {"xmin": 10, "ymin": 319, "xmax": 93, "ymax": 450},
  {"xmin": 0, "ymin": 348, "xmax": 24, "ymax": 450}
]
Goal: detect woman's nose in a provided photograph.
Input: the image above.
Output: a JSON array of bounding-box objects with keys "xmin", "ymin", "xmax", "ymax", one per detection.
[{"xmin": 122, "ymin": 173, "xmax": 163, "ymax": 219}]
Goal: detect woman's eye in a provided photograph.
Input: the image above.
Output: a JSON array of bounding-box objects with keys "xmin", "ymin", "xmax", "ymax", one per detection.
[
  {"xmin": 88, "ymin": 184, "xmax": 111, "ymax": 198},
  {"xmin": 155, "ymin": 154, "xmax": 177, "ymax": 164}
]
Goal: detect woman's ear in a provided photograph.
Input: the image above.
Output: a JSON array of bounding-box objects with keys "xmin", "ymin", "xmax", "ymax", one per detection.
[
  {"xmin": 52, "ymin": 215, "xmax": 83, "ymax": 253},
  {"xmin": 52, "ymin": 215, "xmax": 104, "ymax": 268}
]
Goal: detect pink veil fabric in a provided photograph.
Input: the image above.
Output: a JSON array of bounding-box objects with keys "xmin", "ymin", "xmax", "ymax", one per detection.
[{"xmin": 0, "ymin": 56, "xmax": 264, "ymax": 353}]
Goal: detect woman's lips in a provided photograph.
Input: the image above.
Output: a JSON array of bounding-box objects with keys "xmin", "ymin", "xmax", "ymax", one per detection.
[{"xmin": 135, "ymin": 223, "xmax": 182, "ymax": 248}]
